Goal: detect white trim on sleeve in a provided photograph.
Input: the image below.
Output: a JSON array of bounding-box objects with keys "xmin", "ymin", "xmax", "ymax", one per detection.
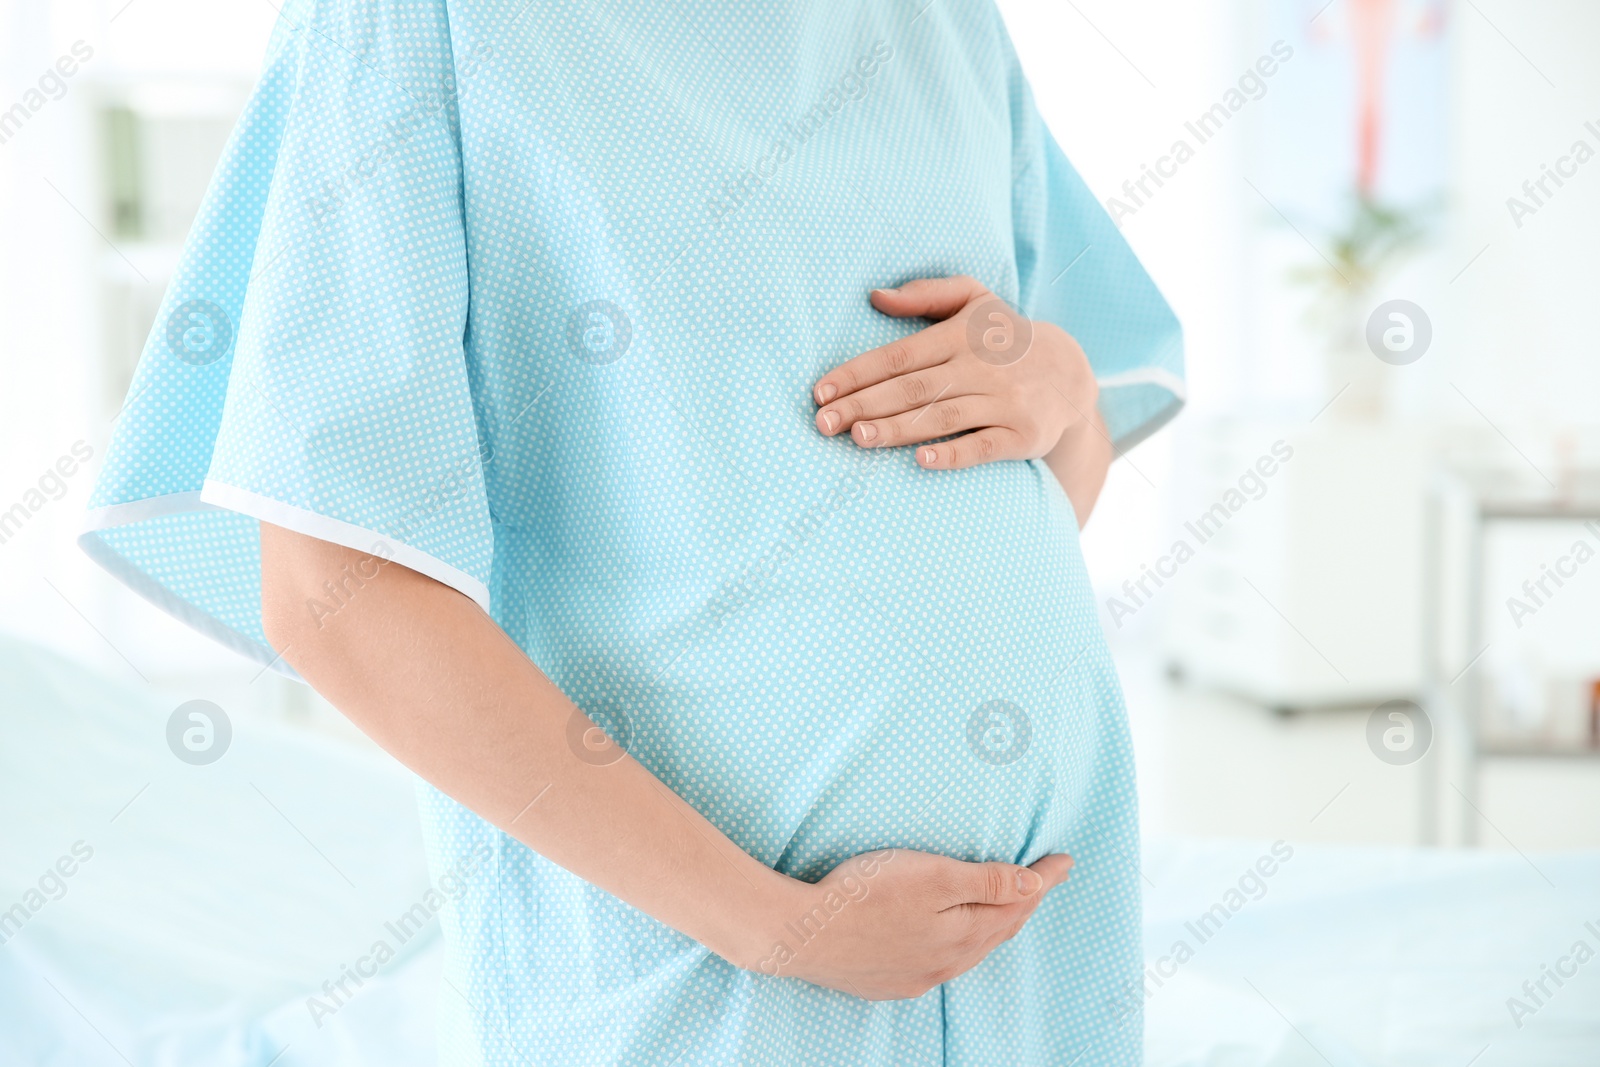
[
  {"xmin": 78, "ymin": 490, "xmax": 290, "ymax": 677},
  {"xmin": 198, "ymin": 479, "xmax": 492, "ymax": 613},
  {"xmin": 76, "ymin": 481, "xmax": 491, "ymax": 683},
  {"xmin": 1095, "ymin": 366, "xmax": 1187, "ymax": 400}
]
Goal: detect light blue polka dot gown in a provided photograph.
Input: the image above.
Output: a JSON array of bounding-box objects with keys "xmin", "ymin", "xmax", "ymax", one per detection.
[{"xmin": 81, "ymin": 0, "xmax": 1184, "ymax": 1062}]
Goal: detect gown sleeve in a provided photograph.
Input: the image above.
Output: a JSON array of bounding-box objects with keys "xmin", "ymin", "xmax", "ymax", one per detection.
[
  {"xmin": 79, "ymin": 0, "xmax": 490, "ymax": 678},
  {"xmin": 1009, "ymin": 76, "xmax": 1186, "ymax": 452}
]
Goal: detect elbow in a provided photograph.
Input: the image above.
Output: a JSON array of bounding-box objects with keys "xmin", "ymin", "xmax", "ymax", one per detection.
[
  {"xmin": 258, "ymin": 520, "xmax": 344, "ymax": 657},
  {"xmin": 258, "ymin": 520, "xmax": 404, "ymax": 664},
  {"xmin": 260, "ymin": 553, "xmax": 315, "ymax": 655}
]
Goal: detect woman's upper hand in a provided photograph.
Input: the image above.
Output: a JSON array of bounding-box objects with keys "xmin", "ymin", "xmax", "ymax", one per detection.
[
  {"xmin": 812, "ymin": 276, "xmax": 1099, "ymax": 471},
  {"xmin": 736, "ymin": 848, "xmax": 1075, "ymax": 1001}
]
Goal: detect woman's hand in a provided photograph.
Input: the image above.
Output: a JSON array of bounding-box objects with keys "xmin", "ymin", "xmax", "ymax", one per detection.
[
  {"xmin": 813, "ymin": 276, "xmax": 1099, "ymax": 471},
  {"xmin": 812, "ymin": 276, "xmax": 1115, "ymax": 524},
  {"xmin": 739, "ymin": 848, "xmax": 1074, "ymax": 1000}
]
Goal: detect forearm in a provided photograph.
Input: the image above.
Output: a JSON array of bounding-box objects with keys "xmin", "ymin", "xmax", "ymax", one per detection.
[
  {"xmin": 258, "ymin": 521, "xmax": 793, "ymax": 969},
  {"xmin": 1042, "ymin": 402, "xmax": 1114, "ymax": 527}
]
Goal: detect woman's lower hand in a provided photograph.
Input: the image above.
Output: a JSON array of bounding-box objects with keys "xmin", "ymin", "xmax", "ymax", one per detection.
[
  {"xmin": 812, "ymin": 276, "xmax": 1099, "ymax": 471},
  {"xmin": 737, "ymin": 848, "xmax": 1074, "ymax": 1000}
]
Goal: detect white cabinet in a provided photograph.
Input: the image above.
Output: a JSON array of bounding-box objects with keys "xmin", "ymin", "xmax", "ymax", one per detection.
[{"xmin": 1162, "ymin": 420, "xmax": 1432, "ymax": 709}]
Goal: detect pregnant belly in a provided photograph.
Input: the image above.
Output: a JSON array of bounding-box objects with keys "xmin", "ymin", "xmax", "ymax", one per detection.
[
  {"xmin": 496, "ymin": 447, "xmax": 1113, "ymax": 876},
  {"xmin": 499, "ymin": 452, "xmax": 1115, "ymax": 880}
]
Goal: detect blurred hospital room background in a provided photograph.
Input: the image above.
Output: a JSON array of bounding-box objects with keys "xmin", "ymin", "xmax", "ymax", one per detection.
[{"xmin": 4, "ymin": 0, "xmax": 1599, "ymax": 1064}]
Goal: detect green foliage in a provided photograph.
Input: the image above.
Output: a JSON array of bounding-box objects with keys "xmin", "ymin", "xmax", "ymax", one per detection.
[{"xmin": 1290, "ymin": 192, "xmax": 1435, "ymax": 296}]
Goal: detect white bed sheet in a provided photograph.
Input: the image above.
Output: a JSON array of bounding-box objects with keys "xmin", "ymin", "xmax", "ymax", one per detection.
[
  {"xmin": 1142, "ymin": 837, "xmax": 1600, "ymax": 1067},
  {"xmin": 0, "ymin": 636, "xmax": 440, "ymax": 1067}
]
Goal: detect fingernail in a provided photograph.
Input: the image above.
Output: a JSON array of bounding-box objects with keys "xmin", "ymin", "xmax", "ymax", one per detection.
[
  {"xmin": 920, "ymin": 448, "xmax": 937, "ymax": 466},
  {"xmin": 856, "ymin": 422, "xmax": 877, "ymax": 444},
  {"xmin": 821, "ymin": 410, "xmax": 840, "ymax": 433},
  {"xmin": 871, "ymin": 287, "xmax": 898, "ymax": 298},
  {"xmin": 1017, "ymin": 868, "xmax": 1043, "ymax": 895},
  {"xmin": 816, "ymin": 383, "xmax": 837, "ymax": 403}
]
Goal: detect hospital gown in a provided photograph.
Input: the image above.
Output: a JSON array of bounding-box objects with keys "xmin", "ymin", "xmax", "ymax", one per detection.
[{"xmin": 80, "ymin": 0, "xmax": 1184, "ymax": 1062}]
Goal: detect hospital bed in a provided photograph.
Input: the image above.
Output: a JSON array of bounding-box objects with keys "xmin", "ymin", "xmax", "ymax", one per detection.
[{"xmin": 2, "ymin": 635, "xmax": 1595, "ymax": 1066}]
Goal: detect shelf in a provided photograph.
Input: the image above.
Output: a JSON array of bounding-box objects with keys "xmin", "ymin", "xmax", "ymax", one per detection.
[
  {"xmin": 1439, "ymin": 466, "xmax": 1600, "ymax": 519},
  {"xmin": 1477, "ymin": 740, "xmax": 1600, "ymax": 760}
]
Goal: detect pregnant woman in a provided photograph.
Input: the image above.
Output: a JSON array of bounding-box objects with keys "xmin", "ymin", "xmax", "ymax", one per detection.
[{"xmin": 80, "ymin": 0, "xmax": 1183, "ymax": 1062}]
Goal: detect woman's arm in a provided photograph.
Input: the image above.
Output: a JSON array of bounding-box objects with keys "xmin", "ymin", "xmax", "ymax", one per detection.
[
  {"xmin": 1042, "ymin": 403, "xmax": 1114, "ymax": 526},
  {"xmin": 259, "ymin": 521, "xmax": 1072, "ymax": 1000}
]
